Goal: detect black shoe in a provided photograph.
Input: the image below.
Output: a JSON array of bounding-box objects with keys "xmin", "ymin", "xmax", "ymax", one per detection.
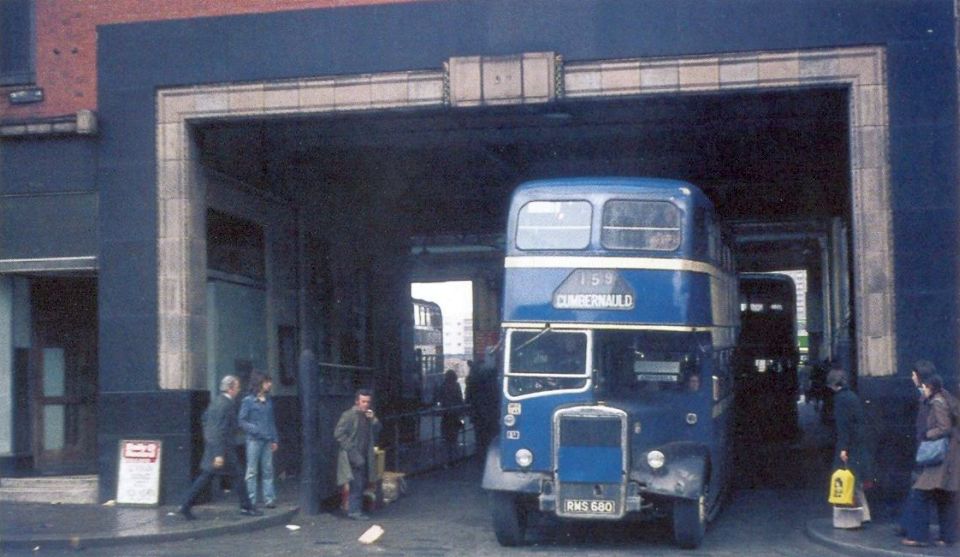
[
  {"xmin": 178, "ymin": 506, "xmax": 197, "ymax": 521},
  {"xmin": 240, "ymin": 507, "xmax": 264, "ymax": 517},
  {"xmin": 265, "ymin": 502, "xmax": 276, "ymax": 509},
  {"xmin": 347, "ymin": 512, "xmax": 370, "ymax": 521}
]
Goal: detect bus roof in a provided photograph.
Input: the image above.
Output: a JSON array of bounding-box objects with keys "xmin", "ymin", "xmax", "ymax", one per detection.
[
  {"xmin": 513, "ymin": 177, "xmax": 708, "ymax": 201},
  {"xmin": 739, "ymin": 273, "xmax": 797, "ymax": 295}
]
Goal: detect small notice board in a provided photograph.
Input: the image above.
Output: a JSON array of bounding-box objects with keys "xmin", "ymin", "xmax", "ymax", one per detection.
[{"xmin": 116, "ymin": 439, "xmax": 163, "ymax": 506}]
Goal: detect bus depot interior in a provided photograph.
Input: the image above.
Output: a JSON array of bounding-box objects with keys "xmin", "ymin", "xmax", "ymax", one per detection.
[{"xmin": 194, "ymin": 86, "xmax": 852, "ymax": 486}]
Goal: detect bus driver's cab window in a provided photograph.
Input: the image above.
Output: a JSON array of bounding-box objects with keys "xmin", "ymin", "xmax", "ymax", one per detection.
[{"xmin": 507, "ymin": 330, "xmax": 589, "ymax": 397}]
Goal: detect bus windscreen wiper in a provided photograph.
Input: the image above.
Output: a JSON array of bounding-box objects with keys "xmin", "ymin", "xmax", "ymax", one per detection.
[{"xmin": 513, "ymin": 324, "xmax": 553, "ymax": 352}]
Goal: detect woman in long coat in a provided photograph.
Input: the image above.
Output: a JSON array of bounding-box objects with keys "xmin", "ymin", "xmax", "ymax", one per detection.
[{"xmin": 901, "ymin": 374, "xmax": 959, "ymax": 547}]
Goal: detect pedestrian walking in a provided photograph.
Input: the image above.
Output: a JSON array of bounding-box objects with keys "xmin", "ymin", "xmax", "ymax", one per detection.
[
  {"xmin": 901, "ymin": 374, "xmax": 959, "ymax": 548},
  {"xmin": 179, "ymin": 375, "xmax": 261, "ymax": 520},
  {"xmin": 436, "ymin": 369, "xmax": 464, "ymax": 465},
  {"xmin": 239, "ymin": 372, "xmax": 280, "ymax": 509},
  {"xmin": 828, "ymin": 366, "xmax": 872, "ymax": 525},
  {"xmin": 898, "ymin": 360, "xmax": 936, "ymax": 534},
  {"xmin": 335, "ymin": 389, "xmax": 381, "ymax": 520}
]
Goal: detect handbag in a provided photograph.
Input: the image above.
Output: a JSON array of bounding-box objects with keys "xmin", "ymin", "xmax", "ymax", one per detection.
[{"xmin": 915, "ymin": 437, "xmax": 948, "ymax": 467}]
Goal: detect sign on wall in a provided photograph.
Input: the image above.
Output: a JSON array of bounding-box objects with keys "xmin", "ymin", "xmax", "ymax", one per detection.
[{"xmin": 116, "ymin": 439, "xmax": 162, "ymax": 506}]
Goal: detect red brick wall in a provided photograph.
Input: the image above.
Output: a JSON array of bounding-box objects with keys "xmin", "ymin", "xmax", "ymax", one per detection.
[{"xmin": 0, "ymin": 0, "xmax": 424, "ymax": 121}]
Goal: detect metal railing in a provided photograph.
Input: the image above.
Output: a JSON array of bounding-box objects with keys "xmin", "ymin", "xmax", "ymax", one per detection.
[{"xmin": 379, "ymin": 403, "xmax": 477, "ymax": 475}]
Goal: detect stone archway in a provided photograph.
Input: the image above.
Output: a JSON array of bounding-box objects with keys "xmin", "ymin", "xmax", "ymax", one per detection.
[{"xmin": 156, "ymin": 46, "xmax": 893, "ymax": 389}]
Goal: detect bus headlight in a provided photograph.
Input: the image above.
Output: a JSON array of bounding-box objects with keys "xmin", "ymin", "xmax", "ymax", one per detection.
[
  {"xmin": 647, "ymin": 450, "xmax": 666, "ymax": 470},
  {"xmin": 503, "ymin": 414, "xmax": 516, "ymax": 427},
  {"xmin": 515, "ymin": 449, "xmax": 534, "ymax": 468}
]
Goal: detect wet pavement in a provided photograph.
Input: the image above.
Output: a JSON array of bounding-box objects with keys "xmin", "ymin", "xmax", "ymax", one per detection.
[
  {"xmin": 4, "ymin": 463, "xmax": 950, "ymax": 557},
  {"xmin": 807, "ymin": 518, "xmax": 956, "ymax": 557},
  {"xmin": 1, "ymin": 403, "xmax": 955, "ymax": 556},
  {"xmin": 0, "ymin": 485, "xmax": 298, "ymax": 552}
]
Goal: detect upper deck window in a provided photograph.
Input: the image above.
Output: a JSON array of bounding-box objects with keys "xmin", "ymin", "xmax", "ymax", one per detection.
[
  {"xmin": 516, "ymin": 201, "xmax": 591, "ymax": 250},
  {"xmin": 601, "ymin": 200, "xmax": 681, "ymax": 251}
]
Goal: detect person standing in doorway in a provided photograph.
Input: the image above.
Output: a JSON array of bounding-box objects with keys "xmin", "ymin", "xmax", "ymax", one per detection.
[
  {"xmin": 179, "ymin": 375, "xmax": 261, "ymax": 519},
  {"xmin": 828, "ymin": 366, "xmax": 873, "ymax": 525},
  {"xmin": 239, "ymin": 372, "xmax": 280, "ymax": 509},
  {"xmin": 335, "ymin": 389, "xmax": 381, "ymax": 520}
]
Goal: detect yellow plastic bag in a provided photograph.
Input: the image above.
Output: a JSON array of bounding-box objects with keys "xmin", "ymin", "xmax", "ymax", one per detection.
[{"xmin": 828, "ymin": 468, "xmax": 855, "ymax": 506}]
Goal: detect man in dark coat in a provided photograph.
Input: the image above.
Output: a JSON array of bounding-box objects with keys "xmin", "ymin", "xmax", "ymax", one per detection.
[
  {"xmin": 465, "ymin": 357, "xmax": 499, "ymax": 456},
  {"xmin": 436, "ymin": 369, "xmax": 465, "ymax": 465},
  {"xmin": 828, "ymin": 366, "xmax": 872, "ymax": 523},
  {"xmin": 179, "ymin": 375, "xmax": 260, "ymax": 520}
]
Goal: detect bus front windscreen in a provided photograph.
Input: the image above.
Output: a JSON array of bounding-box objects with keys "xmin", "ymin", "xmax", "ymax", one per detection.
[
  {"xmin": 594, "ymin": 330, "xmax": 700, "ymax": 394},
  {"xmin": 506, "ymin": 329, "xmax": 589, "ymax": 397}
]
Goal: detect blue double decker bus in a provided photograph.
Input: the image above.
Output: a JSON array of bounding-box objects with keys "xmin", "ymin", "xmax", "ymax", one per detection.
[{"xmin": 482, "ymin": 177, "xmax": 738, "ymax": 548}]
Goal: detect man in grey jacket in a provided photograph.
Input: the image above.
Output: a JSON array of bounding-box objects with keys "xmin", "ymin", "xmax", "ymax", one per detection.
[
  {"xmin": 179, "ymin": 375, "xmax": 261, "ymax": 520},
  {"xmin": 335, "ymin": 389, "xmax": 381, "ymax": 520}
]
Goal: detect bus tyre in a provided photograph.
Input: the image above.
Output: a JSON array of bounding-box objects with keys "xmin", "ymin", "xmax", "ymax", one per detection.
[
  {"xmin": 672, "ymin": 493, "xmax": 707, "ymax": 549},
  {"xmin": 491, "ymin": 491, "xmax": 527, "ymax": 546}
]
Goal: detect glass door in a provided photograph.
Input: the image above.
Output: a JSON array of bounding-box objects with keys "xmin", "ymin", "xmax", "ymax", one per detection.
[{"xmin": 31, "ymin": 278, "xmax": 98, "ymax": 472}]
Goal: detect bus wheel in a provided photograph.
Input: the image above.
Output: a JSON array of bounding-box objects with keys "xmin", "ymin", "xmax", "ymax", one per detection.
[
  {"xmin": 672, "ymin": 492, "xmax": 707, "ymax": 549},
  {"xmin": 491, "ymin": 491, "xmax": 527, "ymax": 546}
]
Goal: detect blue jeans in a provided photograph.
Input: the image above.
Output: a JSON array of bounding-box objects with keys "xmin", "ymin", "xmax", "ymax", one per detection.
[
  {"xmin": 245, "ymin": 439, "xmax": 276, "ymax": 505},
  {"xmin": 903, "ymin": 488, "xmax": 958, "ymax": 544}
]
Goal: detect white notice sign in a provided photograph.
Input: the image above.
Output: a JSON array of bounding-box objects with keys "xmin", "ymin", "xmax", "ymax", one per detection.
[{"xmin": 116, "ymin": 439, "xmax": 162, "ymax": 506}]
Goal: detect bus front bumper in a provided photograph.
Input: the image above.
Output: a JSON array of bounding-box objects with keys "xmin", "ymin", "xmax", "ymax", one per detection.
[{"xmin": 538, "ymin": 478, "xmax": 647, "ymax": 518}]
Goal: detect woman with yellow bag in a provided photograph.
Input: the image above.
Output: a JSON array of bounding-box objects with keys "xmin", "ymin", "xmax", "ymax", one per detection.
[{"xmin": 828, "ymin": 366, "xmax": 872, "ymax": 526}]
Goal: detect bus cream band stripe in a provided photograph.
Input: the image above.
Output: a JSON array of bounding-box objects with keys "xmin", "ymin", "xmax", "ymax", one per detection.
[
  {"xmin": 504, "ymin": 256, "xmax": 729, "ymax": 280},
  {"xmin": 502, "ymin": 322, "xmax": 724, "ymax": 331},
  {"xmin": 500, "ymin": 323, "xmax": 738, "ymax": 348}
]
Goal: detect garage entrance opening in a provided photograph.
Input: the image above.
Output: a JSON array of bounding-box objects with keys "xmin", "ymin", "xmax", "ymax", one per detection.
[
  {"xmin": 410, "ymin": 280, "xmax": 473, "ymax": 405},
  {"xmin": 193, "ymin": 81, "xmax": 857, "ymax": 493}
]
